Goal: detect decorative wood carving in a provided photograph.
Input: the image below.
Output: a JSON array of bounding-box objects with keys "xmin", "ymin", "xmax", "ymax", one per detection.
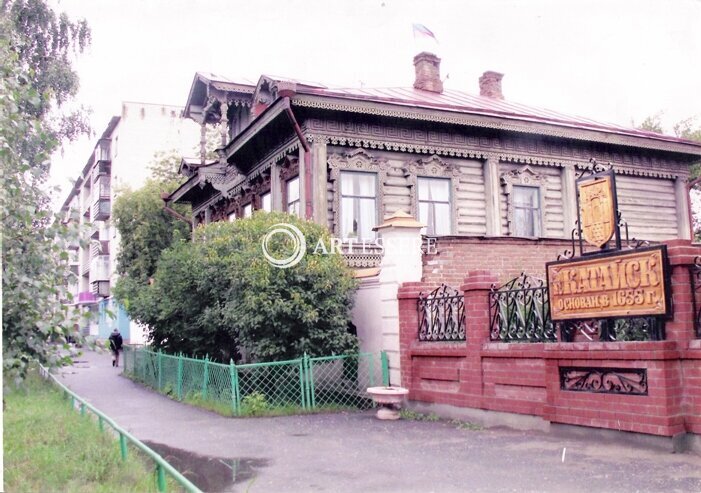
[
  {"xmin": 327, "ymin": 148, "xmax": 388, "ymax": 236},
  {"xmin": 500, "ymin": 165, "xmax": 549, "ymax": 237},
  {"xmin": 403, "ymin": 154, "xmax": 460, "ymax": 234}
]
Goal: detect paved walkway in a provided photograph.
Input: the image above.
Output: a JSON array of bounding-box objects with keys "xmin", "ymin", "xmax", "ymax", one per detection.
[{"xmin": 59, "ymin": 350, "xmax": 701, "ymax": 493}]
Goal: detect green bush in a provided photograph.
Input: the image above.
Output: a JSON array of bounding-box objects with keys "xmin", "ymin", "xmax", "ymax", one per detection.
[
  {"xmin": 240, "ymin": 391, "xmax": 269, "ymax": 416},
  {"xmin": 127, "ymin": 212, "xmax": 358, "ymax": 363}
]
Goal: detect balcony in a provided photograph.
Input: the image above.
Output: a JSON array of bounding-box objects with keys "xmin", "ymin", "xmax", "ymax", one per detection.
[
  {"xmin": 91, "ymin": 280, "xmax": 110, "ymax": 298},
  {"xmin": 92, "ymin": 160, "xmax": 111, "ymax": 182},
  {"xmin": 89, "ymin": 223, "xmax": 100, "ymax": 239},
  {"xmin": 90, "ymin": 197, "xmax": 110, "ymax": 222},
  {"xmin": 90, "ymin": 240, "xmax": 109, "ymax": 258},
  {"xmin": 80, "ymin": 261, "xmax": 90, "ymax": 276},
  {"xmin": 76, "ymin": 291, "xmax": 98, "ymax": 305}
]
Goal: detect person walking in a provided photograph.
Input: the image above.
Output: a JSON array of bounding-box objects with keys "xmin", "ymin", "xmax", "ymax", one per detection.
[{"xmin": 108, "ymin": 328, "xmax": 123, "ymax": 367}]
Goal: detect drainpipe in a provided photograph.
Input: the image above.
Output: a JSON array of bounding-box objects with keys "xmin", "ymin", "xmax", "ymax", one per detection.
[
  {"xmin": 283, "ymin": 97, "xmax": 313, "ymax": 220},
  {"xmin": 160, "ymin": 193, "xmax": 193, "ymax": 228}
]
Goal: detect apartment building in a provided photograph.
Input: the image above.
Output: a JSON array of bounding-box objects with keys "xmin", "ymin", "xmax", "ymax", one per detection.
[{"xmin": 60, "ymin": 102, "xmax": 199, "ymax": 343}]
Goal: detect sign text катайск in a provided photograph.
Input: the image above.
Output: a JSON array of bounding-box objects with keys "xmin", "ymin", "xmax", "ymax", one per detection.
[{"xmin": 546, "ymin": 246, "xmax": 670, "ymax": 321}]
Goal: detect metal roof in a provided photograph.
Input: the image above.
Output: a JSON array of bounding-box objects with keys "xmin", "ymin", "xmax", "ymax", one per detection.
[{"xmin": 297, "ymin": 85, "xmax": 699, "ymax": 148}]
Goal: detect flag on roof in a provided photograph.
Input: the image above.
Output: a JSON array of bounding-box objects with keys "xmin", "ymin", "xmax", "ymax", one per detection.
[{"xmin": 412, "ymin": 23, "xmax": 438, "ymax": 42}]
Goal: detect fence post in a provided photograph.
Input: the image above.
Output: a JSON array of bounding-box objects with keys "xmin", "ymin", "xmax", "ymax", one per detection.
[
  {"xmin": 157, "ymin": 350, "xmax": 163, "ymax": 391},
  {"xmin": 156, "ymin": 464, "xmax": 167, "ymax": 492},
  {"xmin": 381, "ymin": 351, "xmax": 390, "ymax": 386},
  {"xmin": 304, "ymin": 353, "xmax": 316, "ymax": 409},
  {"xmin": 368, "ymin": 353, "xmax": 375, "ymax": 387},
  {"xmin": 177, "ymin": 354, "xmax": 183, "ymax": 401},
  {"xmin": 229, "ymin": 359, "xmax": 240, "ymax": 415},
  {"xmin": 119, "ymin": 432, "xmax": 128, "ymax": 460},
  {"xmin": 203, "ymin": 355, "xmax": 209, "ymax": 400}
]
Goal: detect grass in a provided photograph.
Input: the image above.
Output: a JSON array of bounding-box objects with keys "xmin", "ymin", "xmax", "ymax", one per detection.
[
  {"xmin": 400, "ymin": 409, "xmax": 484, "ymax": 430},
  {"xmin": 3, "ymin": 371, "xmax": 181, "ymax": 493}
]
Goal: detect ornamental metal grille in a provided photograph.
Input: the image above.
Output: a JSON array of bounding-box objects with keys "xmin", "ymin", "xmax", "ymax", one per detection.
[
  {"xmin": 558, "ymin": 317, "xmax": 664, "ymax": 342},
  {"xmin": 691, "ymin": 258, "xmax": 701, "ymax": 338},
  {"xmin": 489, "ymin": 274, "xmax": 556, "ymax": 342},
  {"xmin": 418, "ymin": 284, "xmax": 466, "ymax": 342}
]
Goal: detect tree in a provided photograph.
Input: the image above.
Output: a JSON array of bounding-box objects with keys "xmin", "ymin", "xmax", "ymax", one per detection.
[
  {"xmin": 112, "ymin": 146, "xmax": 193, "ymax": 337},
  {"xmin": 1, "ymin": 1, "xmax": 90, "ymax": 384},
  {"xmin": 129, "ymin": 213, "xmax": 358, "ymax": 363}
]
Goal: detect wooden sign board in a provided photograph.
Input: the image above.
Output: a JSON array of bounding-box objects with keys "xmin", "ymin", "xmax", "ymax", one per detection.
[
  {"xmin": 578, "ymin": 174, "xmax": 616, "ymax": 249},
  {"xmin": 546, "ymin": 245, "xmax": 671, "ymax": 321}
]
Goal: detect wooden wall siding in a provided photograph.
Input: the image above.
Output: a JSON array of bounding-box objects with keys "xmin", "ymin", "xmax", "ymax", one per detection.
[
  {"xmin": 383, "ymin": 158, "xmax": 412, "ymax": 218},
  {"xmin": 499, "ymin": 163, "xmax": 566, "ymax": 238},
  {"xmin": 455, "ymin": 160, "xmax": 487, "ymax": 235},
  {"xmin": 616, "ymin": 175, "xmax": 678, "ymax": 241}
]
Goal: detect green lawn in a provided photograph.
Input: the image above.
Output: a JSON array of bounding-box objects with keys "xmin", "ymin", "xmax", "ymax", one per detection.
[{"xmin": 3, "ymin": 371, "xmax": 179, "ymax": 493}]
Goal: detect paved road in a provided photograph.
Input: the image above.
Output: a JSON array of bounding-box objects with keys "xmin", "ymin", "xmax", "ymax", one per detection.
[{"xmin": 59, "ymin": 350, "xmax": 701, "ymax": 493}]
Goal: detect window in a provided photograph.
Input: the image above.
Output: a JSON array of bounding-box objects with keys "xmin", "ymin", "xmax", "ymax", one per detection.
[
  {"xmin": 261, "ymin": 192, "xmax": 272, "ymax": 212},
  {"xmin": 512, "ymin": 186, "xmax": 541, "ymax": 237},
  {"xmin": 287, "ymin": 177, "xmax": 300, "ymax": 216},
  {"xmin": 243, "ymin": 203, "xmax": 252, "ymax": 218},
  {"xmin": 228, "ymin": 212, "xmax": 236, "ymax": 222},
  {"xmin": 340, "ymin": 171, "xmax": 377, "ymax": 240},
  {"xmin": 418, "ymin": 177, "xmax": 451, "ymax": 235}
]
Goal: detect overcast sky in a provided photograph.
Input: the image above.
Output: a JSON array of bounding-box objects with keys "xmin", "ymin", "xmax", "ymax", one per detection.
[{"xmin": 49, "ymin": 0, "xmax": 701, "ymax": 201}]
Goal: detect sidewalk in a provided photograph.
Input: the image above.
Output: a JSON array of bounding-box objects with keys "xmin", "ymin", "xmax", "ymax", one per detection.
[{"xmin": 59, "ymin": 349, "xmax": 701, "ymax": 493}]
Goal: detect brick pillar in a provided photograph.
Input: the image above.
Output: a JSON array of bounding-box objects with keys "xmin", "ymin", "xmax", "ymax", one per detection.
[
  {"xmin": 397, "ymin": 282, "xmax": 424, "ymax": 388},
  {"xmin": 459, "ymin": 270, "xmax": 498, "ymax": 406},
  {"xmin": 664, "ymin": 239, "xmax": 701, "ymax": 435},
  {"xmin": 664, "ymin": 239, "xmax": 700, "ymax": 345}
]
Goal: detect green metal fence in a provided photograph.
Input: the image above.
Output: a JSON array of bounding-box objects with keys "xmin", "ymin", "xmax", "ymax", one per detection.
[
  {"xmin": 39, "ymin": 363, "xmax": 200, "ymax": 493},
  {"xmin": 123, "ymin": 347, "xmax": 389, "ymax": 416}
]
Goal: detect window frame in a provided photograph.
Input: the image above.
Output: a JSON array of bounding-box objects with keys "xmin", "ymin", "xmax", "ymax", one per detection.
[
  {"xmin": 417, "ymin": 176, "xmax": 453, "ymax": 236},
  {"xmin": 511, "ymin": 185, "xmax": 542, "ymax": 237},
  {"xmin": 286, "ymin": 176, "xmax": 300, "ymax": 216},
  {"xmin": 339, "ymin": 170, "xmax": 378, "ymax": 241}
]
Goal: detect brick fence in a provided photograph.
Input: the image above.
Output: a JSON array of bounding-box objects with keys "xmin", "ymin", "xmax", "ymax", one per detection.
[{"xmin": 399, "ymin": 239, "xmax": 701, "ymax": 438}]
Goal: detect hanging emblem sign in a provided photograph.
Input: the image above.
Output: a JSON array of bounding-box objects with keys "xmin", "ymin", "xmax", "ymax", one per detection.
[
  {"xmin": 546, "ymin": 245, "xmax": 671, "ymax": 321},
  {"xmin": 578, "ymin": 173, "xmax": 616, "ymax": 249}
]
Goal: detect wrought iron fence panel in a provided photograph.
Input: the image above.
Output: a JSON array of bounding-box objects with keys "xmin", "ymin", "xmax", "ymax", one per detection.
[
  {"xmin": 559, "ymin": 317, "xmax": 664, "ymax": 342},
  {"xmin": 489, "ymin": 274, "xmax": 556, "ymax": 342},
  {"xmin": 418, "ymin": 284, "xmax": 466, "ymax": 342},
  {"xmin": 691, "ymin": 258, "xmax": 701, "ymax": 338}
]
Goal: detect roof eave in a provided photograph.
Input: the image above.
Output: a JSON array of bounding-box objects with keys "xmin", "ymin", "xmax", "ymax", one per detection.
[{"xmin": 291, "ymin": 93, "xmax": 701, "ymax": 158}]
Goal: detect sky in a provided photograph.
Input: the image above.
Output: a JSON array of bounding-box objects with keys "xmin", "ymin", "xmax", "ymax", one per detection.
[{"xmin": 48, "ymin": 0, "xmax": 701, "ymax": 203}]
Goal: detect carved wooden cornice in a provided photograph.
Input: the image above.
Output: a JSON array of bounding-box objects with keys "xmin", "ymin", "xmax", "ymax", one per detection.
[
  {"xmin": 310, "ymin": 132, "xmax": 687, "ymax": 180},
  {"xmin": 292, "ymin": 95, "xmax": 701, "ymax": 156}
]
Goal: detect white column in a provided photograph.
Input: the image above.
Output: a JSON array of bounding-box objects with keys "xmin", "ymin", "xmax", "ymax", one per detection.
[{"xmin": 374, "ymin": 211, "xmax": 425, "ymax": 385}]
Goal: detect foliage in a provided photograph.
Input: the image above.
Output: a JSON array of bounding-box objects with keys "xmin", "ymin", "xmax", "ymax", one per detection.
[
  {"xmin": 240, "ymin": 391, "xmax": 269, "ymax": 416},
  {"xmin": 1, "ymin": 2, "xmax": 90, "ymax": 384},
  {"xmin": 125, "ymin": 212, "xmax": 358, "ymax": 363},
  {"xmin": 2, "ymin": 0, "xmax": 91, "ymax": 152},
  {"xmin": 4, "ymin": 371, "xmax": 167, "ymax": 492},
  {"xmin": 636, "ymin": 112, "xmax": 664, "ymax": 134},
  {"xmin": 112, "ymin": 179, "xmax": 190, "ymax": 286}
]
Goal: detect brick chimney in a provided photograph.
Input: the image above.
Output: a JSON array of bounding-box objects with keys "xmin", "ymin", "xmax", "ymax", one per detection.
[
  {"xmin": 413, "ymin": 52, "xmax": 443, "ymax": 93},
  {"xmin": 479, "ymin": 71, "xmax": 504, "ymax": 99}
]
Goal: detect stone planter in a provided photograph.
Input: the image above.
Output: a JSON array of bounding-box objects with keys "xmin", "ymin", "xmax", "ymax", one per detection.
[{"xmin": 366, "ymin": 386, "xmax": 409, "ymax": 420}]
